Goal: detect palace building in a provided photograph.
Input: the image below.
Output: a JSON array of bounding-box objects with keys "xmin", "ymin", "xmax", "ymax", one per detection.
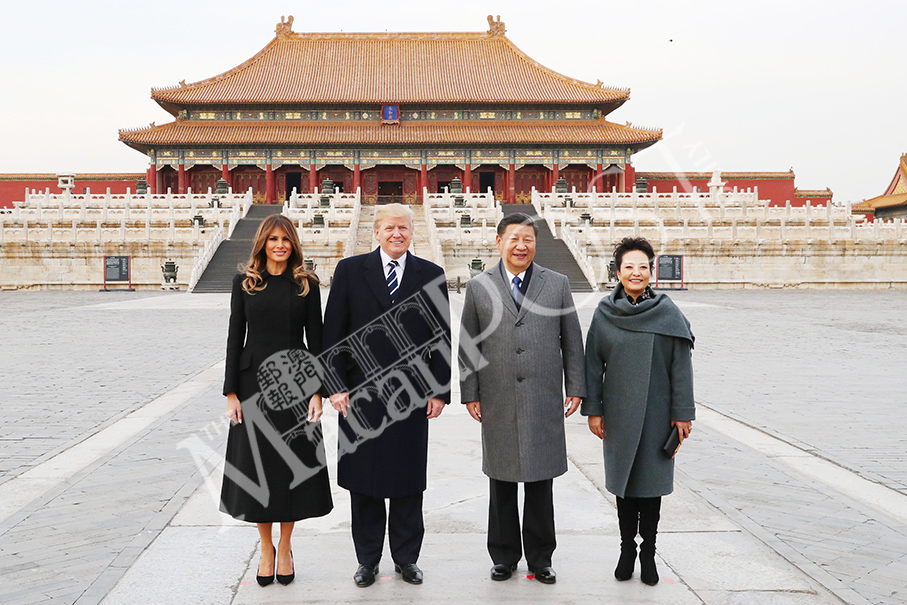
[
  {"xmin": 852, "ymin": 153, "xmax": 907, "ymax": 221},
  {"xmin": 118, "ymin": 16, "xmax": 661, "ymax": 204}
]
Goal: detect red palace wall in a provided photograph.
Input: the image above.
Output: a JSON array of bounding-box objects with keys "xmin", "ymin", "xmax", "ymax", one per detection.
[
  {"xmin": 635, "ymin": 172, "xmax": 831, "ymax": 207},
  {"xmin": 638, "ymin": 174, "xmax": 795, "ymax": 206},
  {"xmin": 0, "ymin": 174, "xmax": 144, "ymax": 208}
]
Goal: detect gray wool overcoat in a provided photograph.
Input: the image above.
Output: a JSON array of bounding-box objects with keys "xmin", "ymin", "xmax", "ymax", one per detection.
[
  {"xmin": 459, "ymin": 261, "xmax": 586, "ymax": 483},
  {"xmin": 581, "ymin": 289, "xmax": 695, "ymax": 498}
]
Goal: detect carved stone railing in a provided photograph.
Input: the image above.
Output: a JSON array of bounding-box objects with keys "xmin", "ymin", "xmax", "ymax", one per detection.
[
  {"xmin": 187, "ymin": 225, "xmax": 225, "ymax": 292},
  {"xmin": 343, "ymin": 188, "xmax": 362, "ymax": 258},
  {"xmin": 560, "ymin": 223, "xmax": 600, "ymax": 290},
  {"xmin": 422, "ymin": 190, "xmax": 446, "ymax": 269},
  {"xmin": 285, "ymin": 188, "xmax": 359, "ymax": 225}
]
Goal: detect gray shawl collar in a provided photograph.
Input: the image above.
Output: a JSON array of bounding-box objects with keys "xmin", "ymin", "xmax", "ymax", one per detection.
[{"xmin": 598, "ymin": 284, "xmax": 694, "ymax": 346}]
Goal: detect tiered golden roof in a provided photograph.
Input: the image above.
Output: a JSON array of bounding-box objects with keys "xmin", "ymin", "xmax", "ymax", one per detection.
[
  {"xmin": 121, "ymin": 17, "xmax": 660, "ymax": 153},
  {"xmin": 151, "ymin": 26, "xmax": 628, "ymax": 109}
]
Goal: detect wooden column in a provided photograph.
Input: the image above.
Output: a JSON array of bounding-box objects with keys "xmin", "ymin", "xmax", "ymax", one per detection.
[
  {"xmin": 148, "ymin": 164, "xmax": 156, "ymax": 194},
  {"xmin": 222, "ymin": 164, "xmax": 231, "ymax": 189},
  {"xmin": 353, "ymin": 162, "xmax": 361, "ymax": 193},
  {"xmin": 595, "ymin": 163, "xmax": 603, "ymax": 192},
  {"xmin": 420, "ymin": 163, "xmax": 428, "ymax": 203},
  {"xmin": 508, "ymin": 164, "xmax": 516, "ymax": 204},
  {"xmin": 308, "ymin": 163, "xmax": 317, "ymax": 193},
  {"xmin": 177, "ymin": 162, "xmax": 186, "ymax": 194},
  {"xmin": 266, "ymin": 163, "xmax": 275, "ymax": 204},
  {"xmin": 464, "ymin": 164, "xmax": 472, "ymax": 192},
  {"xmin": 624, "ymin": 163, "xmax": 635, "ymax": 193},
  {"xmin": 551, "ymin": 163, "xmax": 559, "ymax": 190}
]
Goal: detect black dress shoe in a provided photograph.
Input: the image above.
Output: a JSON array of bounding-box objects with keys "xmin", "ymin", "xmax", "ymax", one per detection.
[
  {"xmin": 354, "ymin": 563, "xmax": 378, "ymax": 587},
  {"xmin": 256, "ymin": 546, "xmax": 276, "ymax": 587},
  {"xmin": 394, "ymin": 563, "xmax": 423, "ymax": 584},
  {"xmin": 276, "ymin": 550, "xmax": 294, "ymax": 585},
  {"xmin": 491, "ymin": 563, "xmax": 517, "ymax": 581},
  {"xmin": 531, "ymin": 566, "xmax": 557, "ymax": 584}
]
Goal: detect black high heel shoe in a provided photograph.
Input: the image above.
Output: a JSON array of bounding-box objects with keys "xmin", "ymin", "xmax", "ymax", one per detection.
[
  {"xmin": 276, "ymin": 550, "xmax": 295, "ymax": 585},
  {"xmin": 257, "ymin": 547, "xmax": 276, "ymax": 587}
]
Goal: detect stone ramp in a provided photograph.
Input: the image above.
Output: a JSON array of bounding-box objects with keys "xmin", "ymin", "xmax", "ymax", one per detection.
[
  {"xmin": 503, "ymin": 204, "xmax": 594, "ymax": 292},
  {"xmin": 192, "ymin": 204, "xmax": 284, "ymax": 293}
]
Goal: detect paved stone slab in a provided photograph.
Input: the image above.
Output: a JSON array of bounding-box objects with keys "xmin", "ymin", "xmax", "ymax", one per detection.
[
  {"xmin": 2, "ymin": 289, "xmax": 906, "ymax": 604},
  {"xmin": 101, "ymin": 527, "xmax": 255, "ymax": 605},
  {"xmin": 0, "ymin": 291, "xmax": 228, "ymax": 484}
]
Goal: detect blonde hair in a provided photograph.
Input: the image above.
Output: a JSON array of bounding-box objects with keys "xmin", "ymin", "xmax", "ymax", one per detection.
[
  {"xmin": 373, "ymin": 203, "xmax": 414, "ymax": 230},
  {"xmin": 240, "ymin": 214, "xmax": 318, "ymax": 296}
]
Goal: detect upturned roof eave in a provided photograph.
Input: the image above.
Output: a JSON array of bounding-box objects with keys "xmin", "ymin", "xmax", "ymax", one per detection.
[
  {"xmin": 118, "ymin": 120, "xmax": 662, "ymax": 149},
  {"xmin": 149, "ymin": 29, "xmax": 630, "ymax": 107}
]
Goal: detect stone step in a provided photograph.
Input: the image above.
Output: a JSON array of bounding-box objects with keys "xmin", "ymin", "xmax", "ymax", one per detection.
[
  {"xmin": 501, "ymin": 204, "xmax": 594, "ymax": 292},
  {"xmin": 192, "ymin": 205, "xmax": 283, "ymax": 292}
]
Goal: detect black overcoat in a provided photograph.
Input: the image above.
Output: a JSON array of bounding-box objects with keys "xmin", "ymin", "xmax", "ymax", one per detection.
[
  {"xmin": 324, "ymin": 249, "xmax": 451, "ymax": 498},
  {"xmin": 220, "ymin": 270, "xmax": 333, "ymax": 522}
]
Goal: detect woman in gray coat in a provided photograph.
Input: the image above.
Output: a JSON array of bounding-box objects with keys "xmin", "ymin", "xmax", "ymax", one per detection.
[{"xmin": 581, "ymin": 237, "xmax": 694, "ymax": 586}]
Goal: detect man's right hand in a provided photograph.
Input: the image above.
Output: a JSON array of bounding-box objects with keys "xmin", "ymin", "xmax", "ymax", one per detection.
[
  {"xmin": 330, "ymin": 392, "xmax": 350, "ymax": 418},
  {"xmin": 588, "ymin": 415, "xmax": 604, "ymax": 440},
  {"xmin": 466, "ymin": 401, "xmax": 482, "ymax": 423}
]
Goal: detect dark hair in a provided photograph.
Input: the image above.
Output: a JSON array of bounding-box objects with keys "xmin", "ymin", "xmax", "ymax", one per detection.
[
  {"xmin": 613, "ymin": 237, "xmax": 655, "ymax": 268},
  {"xmin": 496, "ymin": 212, "xmax": 539, "ymax": 236}
]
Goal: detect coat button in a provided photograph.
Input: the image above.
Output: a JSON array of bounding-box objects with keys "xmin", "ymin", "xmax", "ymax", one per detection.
[
  {"xmin": 517, "ymin": 376, "xmax": 525, "ymax": 382},
  {"xmin": 516, "ymin": 348, "xmax": 523, "ymax": 354},
  {"xmin": 515, "ymin": 321, "xmax": 523, "ymax": 327}
]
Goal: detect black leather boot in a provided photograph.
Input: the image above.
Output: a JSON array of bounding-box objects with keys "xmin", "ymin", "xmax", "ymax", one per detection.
[
  {"xmin": 614, "ymin": 496, "xmax": 638, "ymax": 581},
  {"xmin": 637, "ymin": 497, "xmax": 661, "ymax": 586}
]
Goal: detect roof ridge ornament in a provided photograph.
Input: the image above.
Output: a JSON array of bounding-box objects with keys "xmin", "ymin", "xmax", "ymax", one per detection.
[
  {"xmin": 276, "ymin": 15, "xmax": 294, "ymax": 38},
  {"xmin": 486, "ymin": 15, "xmax": 505, "ymax": 36}
]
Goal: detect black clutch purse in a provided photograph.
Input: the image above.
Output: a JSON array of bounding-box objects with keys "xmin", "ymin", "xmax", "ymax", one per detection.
[{"xmin": 662, "ymin": 426, "xmax": 681, "ymax": 459}]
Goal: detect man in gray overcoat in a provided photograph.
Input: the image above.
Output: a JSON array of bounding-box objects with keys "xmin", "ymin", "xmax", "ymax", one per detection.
[{"xmin": 459, "ymin": 212, "xmax": 586, "ymax": 584}]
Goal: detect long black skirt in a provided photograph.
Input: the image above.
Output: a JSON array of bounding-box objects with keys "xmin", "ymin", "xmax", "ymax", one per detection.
[{"xmin": 220, "ymin": 393, "xmax": 333, "ymax": 523}]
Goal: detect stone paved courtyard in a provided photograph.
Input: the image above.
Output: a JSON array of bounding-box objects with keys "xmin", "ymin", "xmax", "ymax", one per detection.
[{"xmin": 0, "ymin": 288, "xmax": 905, "ymax": 604}]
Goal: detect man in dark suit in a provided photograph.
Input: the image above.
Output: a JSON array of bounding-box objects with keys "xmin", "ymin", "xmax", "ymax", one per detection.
[{"xmin": 324, "ymin": 203, "xmax": 451, "ymax": 587}]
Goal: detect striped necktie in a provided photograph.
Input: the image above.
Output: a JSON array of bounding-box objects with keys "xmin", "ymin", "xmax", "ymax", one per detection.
[
  {"xmin": 512, "ymin": 276, "xmax": 521, "ymax": 309},
  {"xmin": 386, "ymin": 260, "xmax": 399, "ymax": 303}
]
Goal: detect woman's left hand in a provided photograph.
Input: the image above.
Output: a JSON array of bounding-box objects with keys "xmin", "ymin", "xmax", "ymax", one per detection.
[
  {"xmin": 307, "ymin": 395, "xmax": 323, "ymax": 423},
  {"xmin": 672, "ymin": 420, "xmax": 693, "ymax": 443}
]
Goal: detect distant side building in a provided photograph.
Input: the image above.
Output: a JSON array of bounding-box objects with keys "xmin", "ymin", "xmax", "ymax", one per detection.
[
  {"xmin": 635, "ymin": 170, "xmax": 833, "ymax": 207},
  {"xmin": 851, "ymin": 153, "xmax": 907, "ymax": 221},
  {"xmin": 0, "ymin": 174, "xmax": 144, "ymax": 209}
]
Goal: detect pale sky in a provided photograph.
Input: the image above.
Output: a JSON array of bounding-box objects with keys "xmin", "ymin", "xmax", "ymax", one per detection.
[{"xmin": 1, "ymin": 0, "xmax": 903, "ymax": 203}]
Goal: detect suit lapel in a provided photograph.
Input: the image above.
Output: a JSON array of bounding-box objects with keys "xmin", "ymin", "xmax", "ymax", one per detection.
[
  {"xmin": 395, "ymin": 252, "xmax": 423, "ymax": 301},
  {"xmin": 362, "ymin": 248, "xmax": 393, "ymax": 311},
  {"xmin": 490, "ymin": 261, "xmax": 519, "ymax": 319},
  {"xmin": 517, "ymin": 263, "xmax": 547, "ymax": 322}
]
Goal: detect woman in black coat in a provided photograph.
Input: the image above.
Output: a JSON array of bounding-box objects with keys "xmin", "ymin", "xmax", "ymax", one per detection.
[
  {"xmin": 581, "ymin": 237, "xmax": 695, "ymax": 586},
  {"xmin": 222, "ymin": 214, "xmax": 333, "ymax": 587}
]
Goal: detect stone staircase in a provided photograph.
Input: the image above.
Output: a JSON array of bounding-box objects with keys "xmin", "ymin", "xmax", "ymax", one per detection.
[
  {"xmin": 409, "ymin": 207, "xmax": 434, "ymax": 262},
  {"xmin": 502, "ymin": 204, "xmax": 594, "ymax": 292},
  {"xmin": 191, "ymin": 205, "xmax": 284, "ymax": 293},
  {"xmin": 353, "ymin": 206, "xmax": 376, "ymax": 255},
  {"xmin": 191, "ymin": 203, "xmax": 587, "ymax": 292}
]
